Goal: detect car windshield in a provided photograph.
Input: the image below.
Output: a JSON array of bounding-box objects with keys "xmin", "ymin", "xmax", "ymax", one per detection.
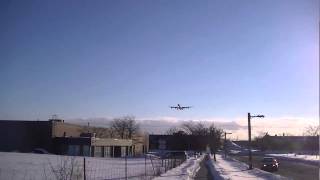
[{"xmin": 263, "ymin": 158, "xmax": 274, "ymax": 162}]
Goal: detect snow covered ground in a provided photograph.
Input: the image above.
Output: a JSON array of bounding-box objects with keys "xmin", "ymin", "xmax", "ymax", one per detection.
[
  {"xmin": 267, "ymin": 153, "xmax": 319, "ymax": 163},
  {"xmin": 0, "ymin": 152, "xmax": 161, "ymax": 180},
  {"xmin": 230, "ymin": 141, "xmax": 242, "ymax": 149},
  {"xmin": 207, "ymin": 154, "xmax": 289, "ymax": 180},
  {"xmin": 153, "ymin": 155, "xmax": 204, "ymax": 180}
]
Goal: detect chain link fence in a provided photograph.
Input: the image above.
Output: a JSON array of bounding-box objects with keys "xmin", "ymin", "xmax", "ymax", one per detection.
[{"xmin": 0, "ymin": 153, "xmax": 186, "ymax": 180}]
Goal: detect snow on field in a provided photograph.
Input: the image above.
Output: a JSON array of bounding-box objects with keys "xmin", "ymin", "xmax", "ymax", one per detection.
[
  {"xmin": 230, "ymin": 141, "xmax": 242, "ymax": 149},
  {"xmin": 207, "ymin": 154, "xmax": 289, "ymax": 180},
  {"xmin": 0, "ymin": 152, "xmax": 158, "ymax": 180},
  {"xmin": 153, "ymin": 155, "xmax": 204, "ymax": 180},
  {"xmin": 267, "ymin": 153, "xmax": 319, "ymax": 163}
]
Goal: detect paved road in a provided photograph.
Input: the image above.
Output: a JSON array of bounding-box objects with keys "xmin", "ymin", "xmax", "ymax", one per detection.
[
  {"xmin": 231, "ymin": 155, "xmax": 319, "ymax": 180},
  {"xmin": 266, "ymin": 155, "xmax": 319, "ymax": 166}
]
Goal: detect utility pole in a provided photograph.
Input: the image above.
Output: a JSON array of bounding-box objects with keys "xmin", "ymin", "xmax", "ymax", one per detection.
[
  {"xmin": 224, "ymin": 132, "xmax": 232, "ymax": 158},
  {"xmin": 248, "ymin": 112, "xmax": 264, "ymax": 170},
  {"xmin": 83, "ymin": 157, "xmax": 86, "ymax": 180},
  {"xmin": 248, "ymin": 113, "xmax": 252, "ymax": 169}
]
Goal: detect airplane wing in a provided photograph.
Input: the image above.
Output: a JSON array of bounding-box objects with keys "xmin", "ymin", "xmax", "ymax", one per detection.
[
  {"xmin": 181, "ymin": 106, "xmax": 192, "ymax": 109},
  {"xmin": 170, "ymin": 106, "xmax": 178, "ymax": 109}
]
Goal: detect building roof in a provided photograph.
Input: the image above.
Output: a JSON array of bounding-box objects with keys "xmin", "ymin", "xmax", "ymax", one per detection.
[{"xmin": 92, "ymin": 138, "xmax": 133, "ymax": 146}]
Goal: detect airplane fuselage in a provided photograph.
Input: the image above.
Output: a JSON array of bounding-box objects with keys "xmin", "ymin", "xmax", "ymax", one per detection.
[{"xmin": 170, "ymin": 104, "xmax": 191, "ymax": 110}]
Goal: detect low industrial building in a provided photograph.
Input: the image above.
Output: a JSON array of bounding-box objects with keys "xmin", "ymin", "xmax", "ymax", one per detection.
[
  {"xmin": 54, "ymin": 133, "xmax": 134, "ymax": 157},
  {"xmin": 149, "ymin": 134, "xmax": 218, "ymax": 152},
  {"xmin": 0, "ymin": 119, "xmax": 146, "ymax": 157}
]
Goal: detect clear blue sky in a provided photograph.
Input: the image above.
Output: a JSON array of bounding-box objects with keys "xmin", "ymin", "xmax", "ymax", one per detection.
[{"xmin": 0, "ymin": 0, "xmax": 318, "ymax": 120}]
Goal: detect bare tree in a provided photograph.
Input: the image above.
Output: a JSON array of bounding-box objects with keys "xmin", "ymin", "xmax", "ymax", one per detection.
[
  {"xmin": 46, "ymin": 156, "xmax": 82, "ymax": 180},
  {"xmin": 181, "ymin": 121, "xmax": 208, "ymax": 135},
  {"xmin": 126, "ymin": 116, "xmax": 140, "ymax": 139},
  {"xmin": 93, "ymin": 127, "xmax": 115, "ymax": 138},
  {"xmin": 110, "ymin": 118, "xmax": 127, "ymax": 139},
  {"xmin": 166, "ymin": 127, "xmax": 185, "ymax": 135},
  {"xmin": 304, "ymin": 125, "xmax": 320, "ymax": 136},
  {"xmin": 165, "ymin": 121, "xmax": 223, "ymax": 158},
  {"xmin": 108, "ymin": 128, "xmax": 116, "ymax": 138},
  {"xmin": 110, "ymin": 116, "xmax": 140, "ymax": 139}
]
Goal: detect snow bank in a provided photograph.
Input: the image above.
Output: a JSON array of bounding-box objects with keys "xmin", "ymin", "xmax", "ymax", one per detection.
[
  {"xmin": 207, "ymin": 154, "xmax": 289, "ymax": 180},
  {"xmin": 230, "ymin": 141, "xmax": 242, "ymax": 149},
  {"xmin": 153, "ymin": 155, "xmax": 204, "ymax": 180},
  {"xmin": 267, "ymin": 153, "xmax": 319, "ymax": 163}
]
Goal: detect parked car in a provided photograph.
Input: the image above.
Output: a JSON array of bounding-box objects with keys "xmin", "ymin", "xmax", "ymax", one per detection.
[{"xmin": 261, "ymin": 157, "xmax": 279, "ymax": 172}]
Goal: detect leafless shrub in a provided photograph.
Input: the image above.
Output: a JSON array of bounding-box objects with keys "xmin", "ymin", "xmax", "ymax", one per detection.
[
  {"xmin": 46, "ymin": 156, "xmax": 82, "ymax": 180},
  {"xmin": 303, "ymin": 125, "xmax": 320, "ymax": 136},
  {"xmin": 110, "ymin": 116, "xmax": 140, "ymax": 139},
  {"xmin": 166, "ymin": 127, "xmax": 185, "ymax": 135}
]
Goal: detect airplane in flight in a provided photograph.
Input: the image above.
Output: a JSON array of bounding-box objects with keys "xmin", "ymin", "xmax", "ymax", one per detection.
[{"xmin": 170, "ymin": 104, "xmax": 192, "ymax": 110}]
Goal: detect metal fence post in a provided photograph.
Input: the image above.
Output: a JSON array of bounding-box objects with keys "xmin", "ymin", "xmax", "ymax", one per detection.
[
  {"xmin": 164, "ymin": 159, "xmax": 167, "ymax": 172},
  {"xmin": 172, "ymin": 157, "xmax": 174, "ymax": 168},
  {"xmin": 83, "ymin": 157, "xmax": 86, "ymax": 180},
  {"xmin": 150, "ymin": 156, "xmax": 155, "ymax": 176},
  {"xmin": 145, "ymin": 154, "xmax": 147, "ymax": 179},
  {"xmin": 125, "ymin": 156, "xmax": 127, "ymax": 180}
]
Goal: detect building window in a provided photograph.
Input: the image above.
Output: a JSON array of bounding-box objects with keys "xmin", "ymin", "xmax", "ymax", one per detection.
[
  {"xmin": 68, "ymin": 145, "xmax": 80, "ymax": 156},
  {"xmin": 83, "ymin": 145, "xmax": 90, "ymax": 156},
  {"xmin": 128, "ymin": 146, "xmax": 132, "ymax": 156},
  {"xmin": 104, "ymin": 146, "xmax": 111, "ymax": 157},
  {"xmin": 121, "ymin": 146, "xmax": 126, "ymax": 157},
  {"xmin": 94, "ymin": 146, "xmax": 103, "ymax": 157}
]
